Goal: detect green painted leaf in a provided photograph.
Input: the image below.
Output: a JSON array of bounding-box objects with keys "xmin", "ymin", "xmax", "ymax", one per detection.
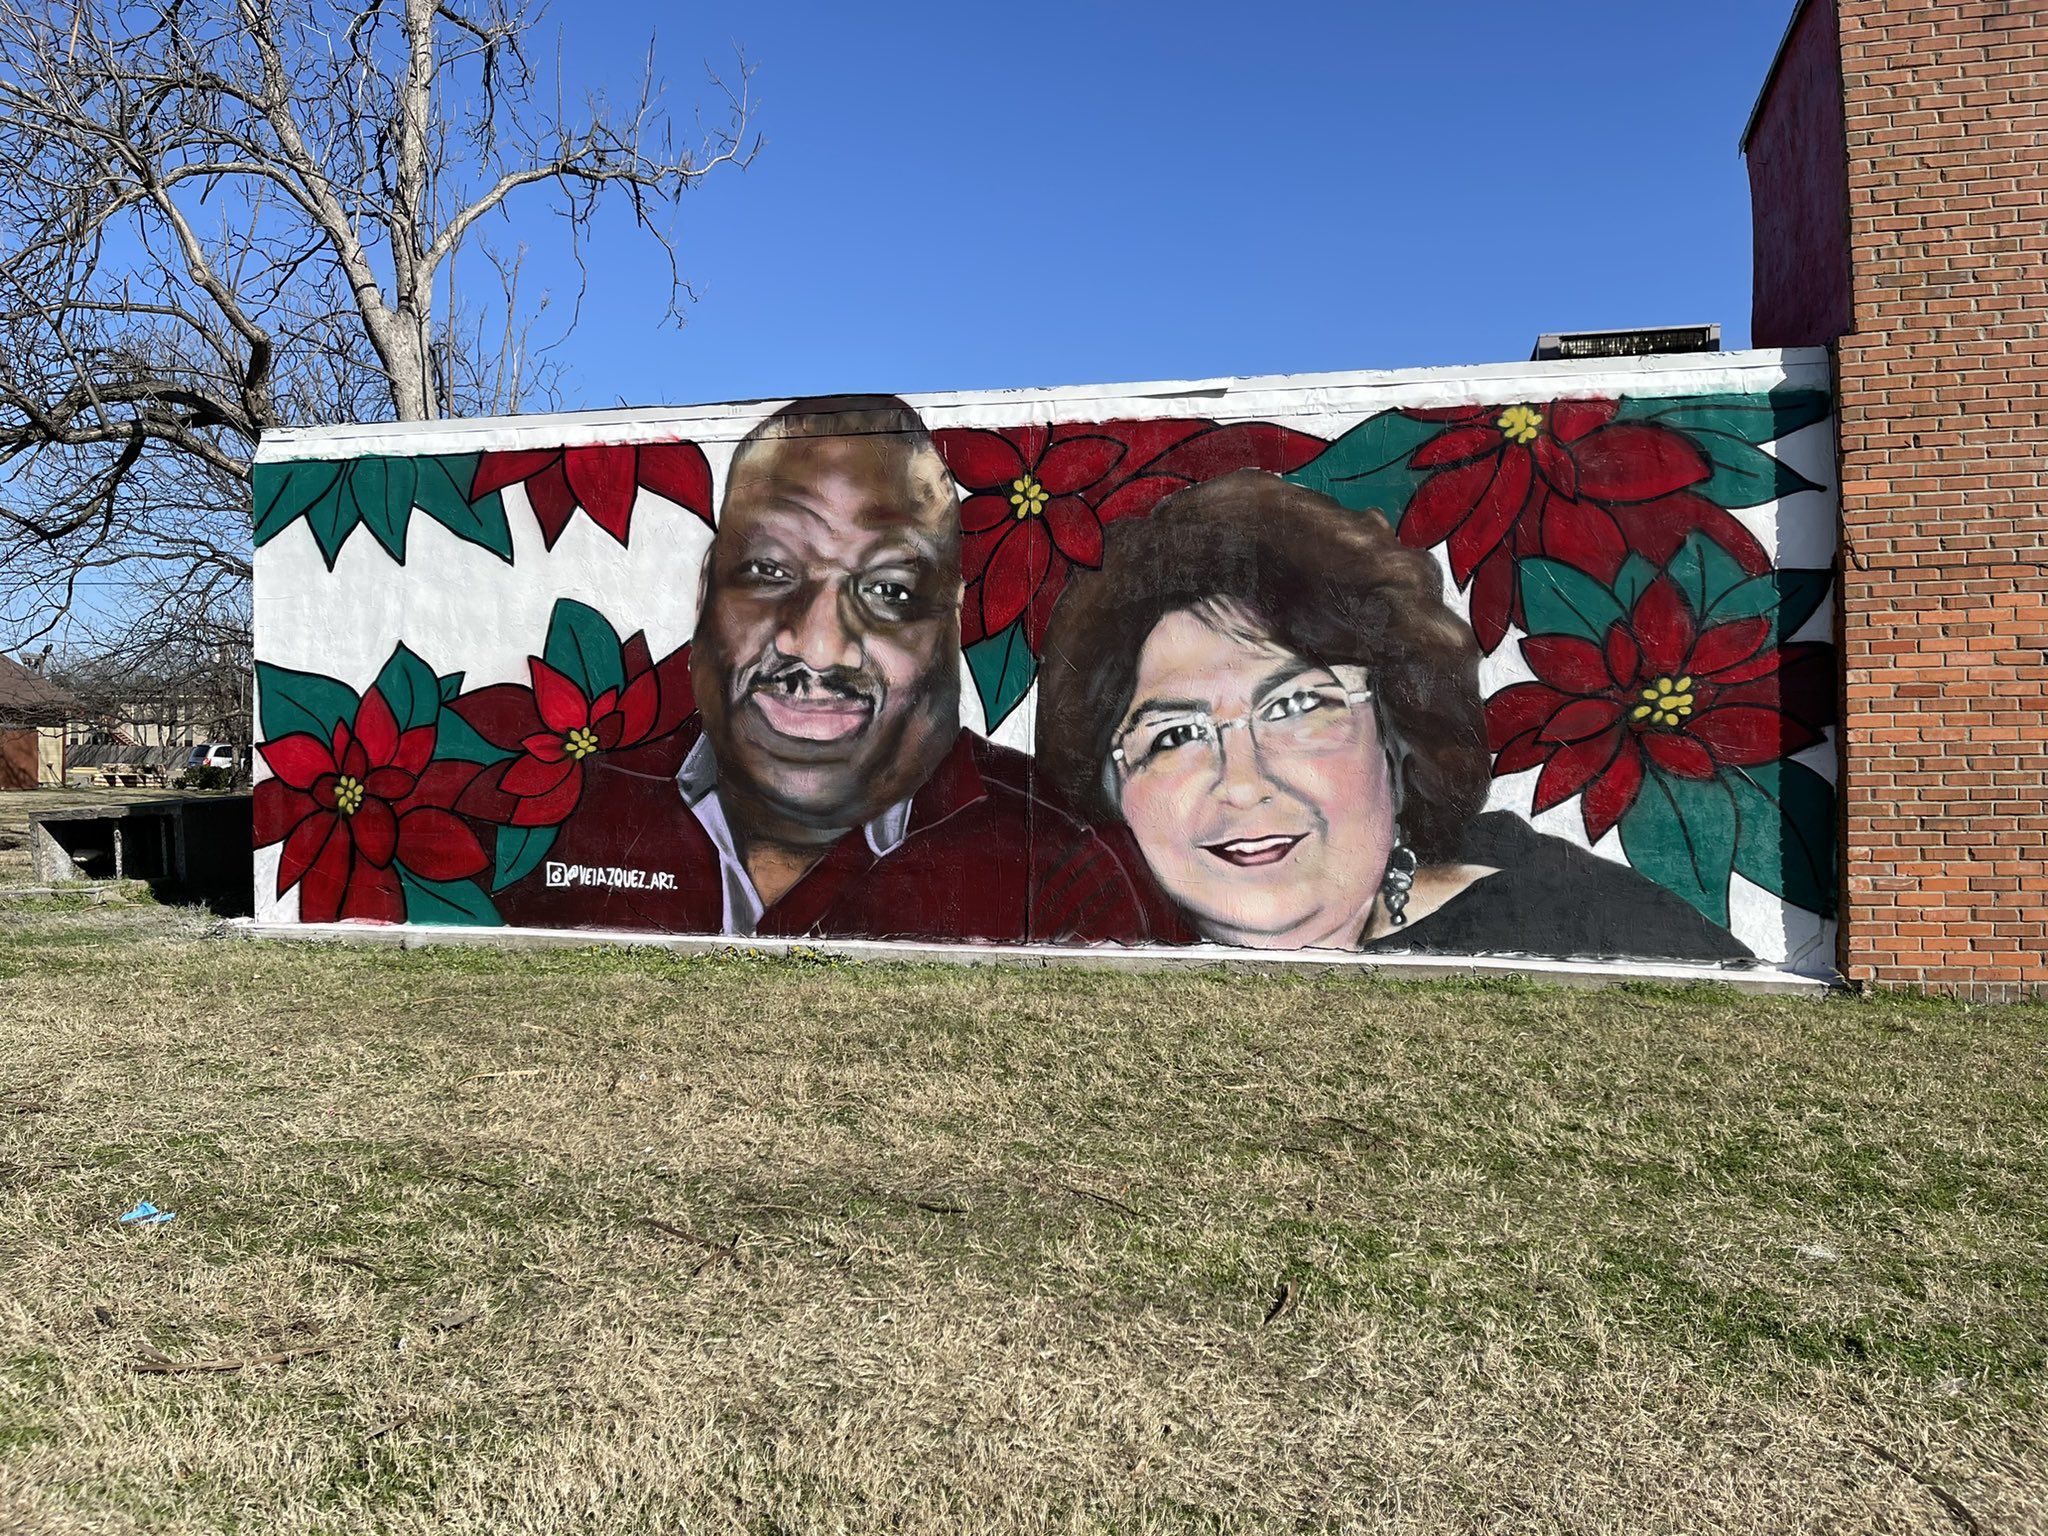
[
  {"xmin": 965, "ymin": 619, "xmax": 1037, "ymax": 733},
  {"xmin": 256, "ymin": 661, "xmax": 359, "ymax": 745},
  {"xmin": 415, "ymin": 453, "xmax": 515, "ymax": 563},
  {"xmin": 432, "ymin": 709, "xmax": 516, "ymax": 765},
  {"xmin": 492, "ymin": 824, "xmax": 559, "ymax": 892},
  {"xmin": 1769, "ymin": 569, "xmax": 1832, "ymax": 640},
  {"xmin": 1615, "ymin": 388, "xmax": 1831, "ymax": 445},
  {"xmin": 372, "ymin": 642, "xmax": 441, "ymax": 733},
  {"xmin": 1519, "ymin": 559, "xmax": 1627, "ymax": 642},
  {"xmin": 543, "ymin": 600, "xmax": 626, "ymax": 700},
  {"xmin": 1611, "ymin": 552, "xmax": 1659, "ymax": 613},
  {"xmin": 1667, "ymin": 530, "xmax": 1753, "ymax": 619},
  {"xmin": 1703, "ymin": 568, "xmax": 1833, "ymax": 643},
  {"xmin": 1618, "ymin": 767, "xmax": 1739, "ymax": 929},
  {"xmin": 1725, "ymin": 760, "xmax": 1836, "ymax": 917},
  {"xmin": 437, "ymin": 671, "xmax": 466, "ymax": 703},
  {"xmin": 1692, "ymin": 431, "xmax": 1824, "ymax": 509},
  {"xmin": 1282, "ymin": 409, "xmax": 1443, "ymax": 530},
  {"xmin": 303, "ymin": 484, "xmax": 363, "ymax": 569},
  {"xmin": 254, "ymin": 452, "xmax": 503, "ymax": 565},
  {"xmin": 1702, "ymin": 574, "xmax": 1778, "ymax": 624},
  {"xmin": 253, "ymin": 460, "xmax": 346, "ymax": 546},
  {"xmin": 397, "ymin": 867, "xmax": 504, "ymax": 928},
  {"xmin": 349, "ymin": 456, "xmax": 420, "ymax": 562}
]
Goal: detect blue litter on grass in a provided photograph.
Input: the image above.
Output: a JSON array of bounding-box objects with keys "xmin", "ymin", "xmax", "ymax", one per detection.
[{"xmin": 118, "ymin": 1201, "xmax": 175, "ymax": 1228}]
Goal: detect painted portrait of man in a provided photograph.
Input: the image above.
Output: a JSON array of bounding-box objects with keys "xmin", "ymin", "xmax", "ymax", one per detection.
[{"xmin": 495, "ymin": 395, "xmax": 1153, "ymax": 945}]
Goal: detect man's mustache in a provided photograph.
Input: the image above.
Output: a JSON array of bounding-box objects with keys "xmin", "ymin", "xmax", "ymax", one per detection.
[{"xmin": 738, "ymin": 655, "xmax": 881, "ymax": 709}]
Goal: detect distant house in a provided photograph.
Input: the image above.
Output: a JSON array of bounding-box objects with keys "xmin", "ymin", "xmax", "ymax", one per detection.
[
  {"xmin": 0, "ymin": 654, "xmax": 77, "ymax": 789},
  {"xmin": 60, "ymin": 681, "xmax": 246, "ymax": 784}
]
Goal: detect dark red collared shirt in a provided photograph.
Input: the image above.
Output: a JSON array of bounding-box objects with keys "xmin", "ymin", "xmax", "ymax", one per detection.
[{"xmin": 494, "ymin": 719, "xmax": 1157, "ymax": 946}]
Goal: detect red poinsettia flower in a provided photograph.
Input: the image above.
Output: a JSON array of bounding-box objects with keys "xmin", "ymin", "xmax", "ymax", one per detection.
[
  {"xmin": 935, "ymin": 420, "xmax": 1324, "ymax": 649},
  {"xmin": 470, "ymin": 441, "xmax": 713, "ymax": 549},
  {"xmin": 1484, "ymin": 575, "xmax": 1833, "ymax": 842},
  {"xmin": 449, "ymin": 635, "xmax": 694, "ymax": 827},
  {"xmin": 1401, "ymin": 399, "xmax": 1761, "ymax": 652},
  {"xmin": 254, "ymin": 689, "xmax": 487, "ymax": 922},
  {"xmin": 936, "ymin": 425, "xmax": 1125, "ymax": 647}
]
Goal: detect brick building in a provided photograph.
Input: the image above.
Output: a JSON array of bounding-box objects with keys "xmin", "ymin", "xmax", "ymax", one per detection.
[
  {"xmin": 0, "ymin": 653, "xmax": 75, "ymax": 790},
  {"xmin": 1747, "ymin": 0, "xmax": 2048, "ymax": 996}
]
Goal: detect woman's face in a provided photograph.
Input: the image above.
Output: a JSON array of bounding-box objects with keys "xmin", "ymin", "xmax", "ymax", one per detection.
[{"xmin": 1113, "ymin": 609, "xmax": 1397, "ymax": 951}]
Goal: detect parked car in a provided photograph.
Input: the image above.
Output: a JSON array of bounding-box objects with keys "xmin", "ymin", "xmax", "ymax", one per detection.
[{"xmin": 179, "ymin": 743, "xmax": 248, "ymax": 786}]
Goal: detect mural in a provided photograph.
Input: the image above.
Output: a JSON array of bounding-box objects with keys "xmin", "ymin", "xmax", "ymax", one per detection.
[{"xmin": 251, "ymin": 357, "xmax": 1838, "ymax": 972}]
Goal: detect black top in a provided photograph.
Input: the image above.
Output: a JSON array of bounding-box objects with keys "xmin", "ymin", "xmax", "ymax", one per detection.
[{"xmin": 1358, "ymin": 812, "xmax": 1754, "ymax": 965}]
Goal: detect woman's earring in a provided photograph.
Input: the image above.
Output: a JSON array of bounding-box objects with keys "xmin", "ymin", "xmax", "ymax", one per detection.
[{"xmin": 1381, "ymin": 843, "xmax": 1418, "ymax": 927}]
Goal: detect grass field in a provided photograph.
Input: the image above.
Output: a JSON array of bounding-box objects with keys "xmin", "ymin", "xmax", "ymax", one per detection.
[{"xmin": 2, "ymin": 898, "xmax": 2045, "ymax": 1535}]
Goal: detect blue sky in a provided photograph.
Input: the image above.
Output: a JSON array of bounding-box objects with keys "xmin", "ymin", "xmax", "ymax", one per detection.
[{"xmin": 522, "ymin": 1, "xmax": 1801, "ymax": 409}]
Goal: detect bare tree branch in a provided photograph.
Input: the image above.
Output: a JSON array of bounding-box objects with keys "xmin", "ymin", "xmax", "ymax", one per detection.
[{"xmin": 0, "ymin": 0, "xmax": 756, "ymax": 718}]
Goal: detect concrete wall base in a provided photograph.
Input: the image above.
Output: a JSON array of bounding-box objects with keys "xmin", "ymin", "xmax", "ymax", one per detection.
[
  {"xmin": 223, "ymin": 919, "xmax": 1834, "ymax": 997},
  {"xmin": 0, "ymin": 881, "xmax": 141, "ymax": 905}
]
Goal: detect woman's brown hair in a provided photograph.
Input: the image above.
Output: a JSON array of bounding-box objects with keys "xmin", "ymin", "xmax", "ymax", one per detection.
[{"xmin": 1033, "ymin": 470, "xmax": 1491, "ymax": 864}]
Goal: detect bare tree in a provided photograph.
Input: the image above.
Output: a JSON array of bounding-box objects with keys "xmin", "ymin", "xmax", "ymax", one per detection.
[{"xmin": 0, "ymin": 0, "xmax": 755, "ymax": 689}]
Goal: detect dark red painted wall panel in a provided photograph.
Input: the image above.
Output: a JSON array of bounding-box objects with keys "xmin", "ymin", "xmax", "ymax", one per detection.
[
  {"xmin": 0, "ymin": 729, "xmax": 37, "ymax": 791},
  {"xmin": 1747, "ymin": 0, "xmax": 1851, "ymax": 348}
]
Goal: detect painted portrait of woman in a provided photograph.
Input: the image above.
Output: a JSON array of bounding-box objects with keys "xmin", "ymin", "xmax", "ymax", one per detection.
[{"xmin": 1033, "ymin": 471, "xmax": 1751, "ymax": 963}]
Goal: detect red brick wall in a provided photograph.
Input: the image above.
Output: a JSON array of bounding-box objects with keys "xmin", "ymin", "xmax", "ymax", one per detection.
[
  {"xmin": 1833, "ymin": 0, "xmax": 2048, "ymax": 996},
  {"xmin": 1748, "ymin": 0, "xmax": 1853, "ymax": 347}
]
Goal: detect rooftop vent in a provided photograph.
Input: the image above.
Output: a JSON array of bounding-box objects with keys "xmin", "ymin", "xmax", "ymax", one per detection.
[{"xmin": 1531, "ymin": 324, "xmax": 1721, "ymax": 362}]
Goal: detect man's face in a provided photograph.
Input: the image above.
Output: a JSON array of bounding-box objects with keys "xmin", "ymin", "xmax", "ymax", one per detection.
[{"xmin": 692, "ymin": 432, "xmax": 962, "ymax": 839}]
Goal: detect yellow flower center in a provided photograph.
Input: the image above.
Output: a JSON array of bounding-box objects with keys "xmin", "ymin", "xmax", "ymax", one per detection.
[
  {"xmin": 1630, "ymin": 676, "xmax": 1696, "ymax": 729},
  {"xmin": 1497, "ymin": 404, "xmax": 1545, "ymax": 445},
  {"xmin": 334, "ymin": 775, "xmax": 366, "ymax": 816},
  {"xmin": 562, "ymin": 726, "xmax": 600, "ymax": 761},
  {"xmin": 1008, "ymin": 474, "xmax": 1050, "ymax": 519}
]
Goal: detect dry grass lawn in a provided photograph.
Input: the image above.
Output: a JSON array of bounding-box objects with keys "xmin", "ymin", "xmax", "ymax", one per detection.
[{"xmin": 1, "ymin": 898, "xmax": 2045, "ymax": 1534}]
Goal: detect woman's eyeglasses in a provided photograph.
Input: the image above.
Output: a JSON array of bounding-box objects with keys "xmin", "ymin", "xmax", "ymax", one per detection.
[{"xmin": 1111, "ymin": 669, "xmax": 1374, "ymax": 786}]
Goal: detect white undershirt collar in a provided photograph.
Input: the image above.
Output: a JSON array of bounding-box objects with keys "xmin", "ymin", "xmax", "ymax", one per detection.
[{"xmin": 676, "ymin": 732, "xmax": 913, "ymax": 936}]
